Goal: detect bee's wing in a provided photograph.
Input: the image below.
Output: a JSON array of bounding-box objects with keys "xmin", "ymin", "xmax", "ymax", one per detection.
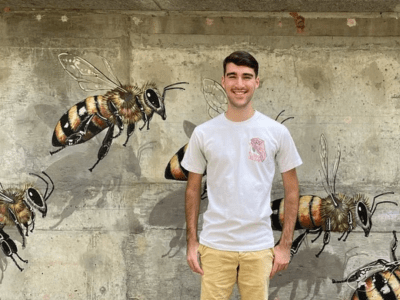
[
  {"xmin": 58, "ymin": 53, "xmax": 126, "ymax": 93},
  {"xmin": 202, "ymin": 78, "xmax": 228, "ymax": 119},
  {"xmin": 332, "ymin": 143, "xmax": 341, "ymax": 195},
  {"xmin": 0, "ymin": 192, "xmax": 14, "ymax": 203},
  {"xmin": 319, "ymin": 134, "xmax": 335, "ymax": 201}
]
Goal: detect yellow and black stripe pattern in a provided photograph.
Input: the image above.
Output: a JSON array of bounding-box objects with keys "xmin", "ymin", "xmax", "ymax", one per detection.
[
  {"xmin": 52, "ymin": 95, "xmax": 110, "ymax": 146},
  {"xmin": 271, "ymin": 195, "xmax": 323, "ymax": 231},
  {"xmin": 164, "ymin": 143, "xmax": 189, "ymax": 181},
  {"xmin": 351, "ymin": 268, "xmax": 400, "ymax": 300}
]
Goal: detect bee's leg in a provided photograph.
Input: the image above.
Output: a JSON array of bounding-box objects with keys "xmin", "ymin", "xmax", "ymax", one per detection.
[
  {"xmin": 391, "ymin": 231, "xmax": 398, "ymax": 261},
  {"xmin": 7, "ymin": 208, "xmax": 26, "ymax": 248},
  {"xmin": 145, "ymin": 112, "xmax": 154, "ymax": 130},
  {"xmin": 339, "ymin": 211, "xmax": 353, "ymax": 242},
  {"xmin": 135, "ymin": 95, "xmax": 148, "ymax": 131},
  {"xmin": 123, "ymin": 123, "xmax": 136, "ymax": 147},
  {"xmin": 139, "ymin": 111, "xmax": 154, "ymax": 131},
  {"xmin": 316, "ymin": 219, "xmax": 331, "ymax": 257},
  {"xmin": 89, "ymin": 124, "xmax": 115, "ymax": 172},
  {"xmin": 50, "ymin": 146, "xmax": 66, "ymax": 155},
  {"xmin": 311, "ymin": 228, "xmax": 323, "ymax": 243},
  {"xmin": 7, "ymin": 254, "xmax": 25, "ymax": 272},
  {"xmin": 290, "ymin": 230, "xmax": 309, "ymax": 259},
  {"xmin": 14, "ymin": 252, "xmax": 28, "ymax": 264},
  {"xmin": 108, "ymin": 102, "xmax": 124, "ymax": 139},
  {"xmin": 6, "ymin": 238, "xmax": 28, "ymax": 265},
  {"xmin": 25, "ymin": 211, "xmax": 36, "ymax": 235}
]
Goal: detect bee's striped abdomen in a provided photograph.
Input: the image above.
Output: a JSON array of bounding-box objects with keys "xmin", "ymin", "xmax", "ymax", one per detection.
[
  {"xmin": 52, "ymin": 96, "xmax": 109, "ymax": 146},
  {"xmin": 271, "ymin": 195, "xmax": 323, "ymax": 231},
  {"xmin": 297, "ymin": 195, "xmax": 323, "ymax": 229},
  {"xmin": 165, "ymin": 144, "xmax": 189, "ymax": 181},
  {"xmin": 353, "ymin": 269, "xmax": 400, "ymax": 300}
]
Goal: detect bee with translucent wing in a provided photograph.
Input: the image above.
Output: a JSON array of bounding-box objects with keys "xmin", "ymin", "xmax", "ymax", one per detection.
[
  {"xmin": 51, "ymin": 53, "xmax": 188, "ymax": 171},
  {"xmin": 271, "ymin": 134, "xmax": 397, "ymax": 258}
]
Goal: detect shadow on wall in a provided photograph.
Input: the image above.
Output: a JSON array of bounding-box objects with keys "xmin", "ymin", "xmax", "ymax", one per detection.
[
  {"xmin": 269, "ymin": 244, "xmax": 362, "ymax": 300},
  {"xmin": 45, "ymin": 143, "xmax": 143, "ymax": 229},
  {"xmin": 149, "ymin": 187, "xmax": 208, "ymax": 258}
]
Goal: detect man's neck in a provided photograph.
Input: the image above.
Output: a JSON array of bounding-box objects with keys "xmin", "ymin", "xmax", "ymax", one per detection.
[{"xmin": 225, "ymin": 106, "xmax": 255, "ymax": 122}]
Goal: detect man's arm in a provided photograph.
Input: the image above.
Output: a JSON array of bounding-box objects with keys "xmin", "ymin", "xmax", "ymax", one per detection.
[
  {"xmin": 270, "ymin": 168, "xmax": 300, "ymax": 278},
  {"xmin": 185, "ymin": 171, "xmax": 204, "ymax": 275}
]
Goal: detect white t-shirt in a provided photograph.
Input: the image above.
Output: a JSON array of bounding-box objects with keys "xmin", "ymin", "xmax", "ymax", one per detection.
[{"xmin": 182, "ymin": 111, "xmax": 302, "ymax": 251}]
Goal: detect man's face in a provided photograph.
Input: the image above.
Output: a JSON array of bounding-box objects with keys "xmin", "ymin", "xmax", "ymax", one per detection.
[{"xmin": 221, "ymin": 62, "xmax": 260, "ymax": 110}]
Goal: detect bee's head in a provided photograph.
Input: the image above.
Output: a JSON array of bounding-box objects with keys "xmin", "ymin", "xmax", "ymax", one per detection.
[
  {"xmin": 143, "ymin": 87, "xmax": 166, "ymax": 120},
  {"xmin": 354, "ymin": 196, "xmax": 372, "ymax": 237},
  {"xmin": 355, "ymin": 192, "xmax": 397, "ymax": 237},
  {"xmin": 25, "ymin": 187, "xmax": 47, "ymax": 218},
  {"xmin": 24, "ymin": 172, "xmax": 54, "ymax": 218}
]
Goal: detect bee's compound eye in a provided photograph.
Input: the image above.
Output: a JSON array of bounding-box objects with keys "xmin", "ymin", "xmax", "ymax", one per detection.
[
  {"xmin": 145, "ymin": 89, "xmax": 160, "ymax": 108},
  {"xmin": 27, "ymin": 188, "xmax": 44, "ymax": 208},
  {"xmin": 357, "ymin": 202, "xmax": 368, "ymax": 225}
]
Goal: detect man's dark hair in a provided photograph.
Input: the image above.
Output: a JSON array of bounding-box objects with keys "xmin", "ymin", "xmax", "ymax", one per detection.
[{"xmin": 223, "ymin": 51, "xmax": 259, "ymax": 77}]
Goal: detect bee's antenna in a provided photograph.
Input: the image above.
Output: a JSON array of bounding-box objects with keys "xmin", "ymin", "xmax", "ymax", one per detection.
[
  {"xmin": 275, "ymin": 110, "xmax": 285, "ymax": 121},
  {"xmin": 280, "ymin": 117, "xmax": 294, "ymax": 124},
  {"xmin": 162, "ymin": 82, "xmax": 189, "ymax": 99},
  {"xmin": 370, "ymin": 192, "xmax": 396, "ymax": 215}
]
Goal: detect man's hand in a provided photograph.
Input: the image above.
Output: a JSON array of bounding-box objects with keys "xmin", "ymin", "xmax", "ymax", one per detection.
[
  {"xmin": 270, "ymin": 243, "xmax": 291, "ymax": 279},
  {"xmin": 187, "ymin": 240, "xmax": 204, "ymax": 275}
]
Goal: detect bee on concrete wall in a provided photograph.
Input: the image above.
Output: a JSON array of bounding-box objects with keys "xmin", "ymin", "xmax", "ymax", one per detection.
[
  {"xmin": 0, "ymin": 172, "xmax": 54, "ymax": 271},
  {"xmin": 332, "ymin": 231, "xmax": 400, "ymax": 299},
  {"xmin": 51, "ymin": 53, "xmax": 188, "ymax": 171},
  {"xmin": 164, "ymin": 78, "xmax": 293, "ymax": 181},
  {"xmin": 272, "ymin": 134, "xmax": 397, "ymax": 258}
]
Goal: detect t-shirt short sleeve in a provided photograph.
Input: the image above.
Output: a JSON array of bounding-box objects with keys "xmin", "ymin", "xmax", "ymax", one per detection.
[
  {"xmin": 181, "ymin": 129, "xmax": 207, "ymax": 175},
  {"xmin": 276, "ymin": 126, "xmax": 302, "ymax": 173}
]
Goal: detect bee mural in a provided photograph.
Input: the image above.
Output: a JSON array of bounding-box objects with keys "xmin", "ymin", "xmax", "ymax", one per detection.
[
  {"xmin": 0, "ymin": 172, "xmax": 54, "ymax": 271},
  {"xmin": 272, "ymin": 134, "xmax": 397, "ymax": 258},
  {"xmin": 332, "ymin": 231, "xmax": 400, "ymax": 299},
  {"xmin": 164, "ymin": 78, "xmax": 293, "ymax": 181},
  {"xmin": 51, "ymin": 53, "xmax": 188, "ymax": 171}
]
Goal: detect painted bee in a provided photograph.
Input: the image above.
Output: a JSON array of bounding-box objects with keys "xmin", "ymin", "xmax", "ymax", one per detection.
[
  {"xmin": 0, "ymin": 172, "xmax": 54, "ymax": 271},
  {"xmin": 51, "ymin": 53, "xmax": 188, "ymax": 171},
  {"xmin": 164, "ymin": 78, "xmax": 293, "ymax": 180},
  {"xmin": 332, "ymin": 231, "xmax": 400, "ymax": 299},
  {"xmin": 271, "ymin": 134, "xmax": 397, "ymax": 258}
]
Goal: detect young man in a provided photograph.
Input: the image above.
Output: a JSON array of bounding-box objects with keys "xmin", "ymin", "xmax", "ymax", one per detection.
[{"xmin": 182, "ymin": 51, "xmax": 302, "ymax": 299}]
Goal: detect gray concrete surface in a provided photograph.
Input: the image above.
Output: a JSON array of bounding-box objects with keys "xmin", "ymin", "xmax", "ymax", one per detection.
[{"xmin": 1, "ymin": 8, "xmax": 400, "ymax": 300}]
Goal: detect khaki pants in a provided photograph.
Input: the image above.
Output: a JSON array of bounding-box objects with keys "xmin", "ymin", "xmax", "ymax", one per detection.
[{"xmin": 198, "ymin": 244, "xmax": 274, "ymax": 300}]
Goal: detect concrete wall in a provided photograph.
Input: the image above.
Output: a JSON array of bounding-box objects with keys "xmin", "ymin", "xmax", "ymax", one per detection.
[{"xmin": 1, "ymin": 9, "xmax": 400, "ymax": 300}]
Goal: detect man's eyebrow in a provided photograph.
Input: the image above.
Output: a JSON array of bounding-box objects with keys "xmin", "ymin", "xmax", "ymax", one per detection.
[
  {"xmin": 243, "ymin": 73, "xmax": 254, "ymax": 77},
  {"xmin": 225, "ymin": 72, "xmax": 254, "ymax": 77}
]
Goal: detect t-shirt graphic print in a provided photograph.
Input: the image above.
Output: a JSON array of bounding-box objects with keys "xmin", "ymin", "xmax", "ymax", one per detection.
[{"xmin": 249, "ymin": 137, "xmax": 266, "ymax": 162}]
